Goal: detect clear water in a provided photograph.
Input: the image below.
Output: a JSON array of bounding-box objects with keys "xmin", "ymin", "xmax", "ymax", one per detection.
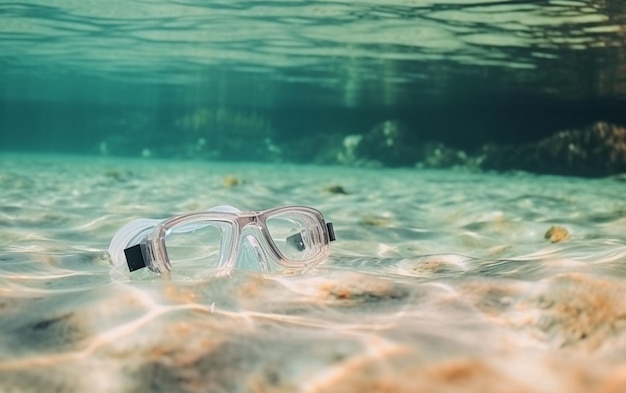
[
  {"xmin": 2, "ymin": 0, "xmax": 626, "ymax": 105},
  {"xmin": 2, "ymin": 1, "xmax": 626, "ymax": 392},
  {"xmin": 2, "ymin": 0, "xmax": 626, "ymax": 154}
]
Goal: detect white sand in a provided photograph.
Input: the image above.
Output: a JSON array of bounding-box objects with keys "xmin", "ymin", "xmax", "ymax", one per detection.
[{"xmin": 2, "ymin": 152, "xmax": 626, "ymax": 392}]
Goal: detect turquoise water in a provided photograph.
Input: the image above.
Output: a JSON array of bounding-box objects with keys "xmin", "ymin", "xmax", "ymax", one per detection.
[
  {"xmin": 1, "ymin": 0, "xmax": 626, "ymax": 156},
  {"xmin": 2, "ymin": 1, "xmax": 626, "ymax": 392}
]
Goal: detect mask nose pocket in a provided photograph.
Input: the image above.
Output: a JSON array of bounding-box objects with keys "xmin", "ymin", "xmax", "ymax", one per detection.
[{"xmin": 236, "ymin": 230, "xmax": 271, "ymax": 272}]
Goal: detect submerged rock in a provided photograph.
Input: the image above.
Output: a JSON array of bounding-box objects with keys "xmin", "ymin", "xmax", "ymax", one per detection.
[
  {"xmin": 285, "ymin": 120, "xmax": 469, "ymax": 169},
  {"xmin": 354, "ymin": 120, "xmax": 419, "ymax": 167},
  {"xmin": 481, "ymin": 122, "xmax": 626, "ymax": 177},
  {"xmin": 544, "ymin": 226, "xmax": 570, "ymax": 243},
  {"xmin": 324, "ymin": 184, "xmax": 349, "ymax": 195},
  {"xmin": 344, "ymin": 120, "xmax": 471, "ymax": 169},
  {"xmin": 223, "ymin": 174, "xmax": 241, "ymax": 188},
  {"xmin": 420, "ymin": 143, "xmax": 470, "ymax": 169}
]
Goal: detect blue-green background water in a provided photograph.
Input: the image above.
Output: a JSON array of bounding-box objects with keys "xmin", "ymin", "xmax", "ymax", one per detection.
[{"xmin": 1, "ymin": 0, "xmax": 626, "ymax": 159}]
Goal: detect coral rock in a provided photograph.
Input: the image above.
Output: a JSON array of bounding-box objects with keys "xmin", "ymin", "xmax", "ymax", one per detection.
[
  {"xmin": 481, "ymin": 122, "xmax": 626, "ymax": 177},
  {"xmin": 544, "ymin": 226, "xmax": 571, "ymax": 243},
  {"xmin": 354, "ymin": 120, "xmax": 420, "ymax": 167}
]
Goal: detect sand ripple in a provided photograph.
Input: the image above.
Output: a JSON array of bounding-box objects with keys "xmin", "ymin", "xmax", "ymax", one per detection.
[{"xmin": 1, "ymin": 153, "xmax": 626, "ymax": 392}]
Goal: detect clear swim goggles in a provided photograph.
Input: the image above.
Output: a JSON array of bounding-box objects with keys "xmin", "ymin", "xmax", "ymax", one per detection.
[{"xmin": 108, "ymin": 205, "xmax": 335, "ymax": 276}]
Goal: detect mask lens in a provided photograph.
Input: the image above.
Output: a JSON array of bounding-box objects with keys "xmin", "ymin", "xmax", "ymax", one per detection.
[
  {"xmin": 265, "ymin": 212, "xmax": 324, "ymax": 262},
  {"xmin": 164, "ymin": 220, "xmax": 227, "ymax": 268}
]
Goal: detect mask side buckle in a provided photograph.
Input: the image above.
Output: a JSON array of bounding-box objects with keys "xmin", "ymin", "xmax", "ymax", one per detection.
[{"xmin": 124, "ymin": 243, "xmax": 148, "ymax": 272}]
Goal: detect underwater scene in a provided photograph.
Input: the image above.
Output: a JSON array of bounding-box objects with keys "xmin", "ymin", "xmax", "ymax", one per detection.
[{"xmin": 2, "ymin": 0, "xmax": 626, "ymax": 392}]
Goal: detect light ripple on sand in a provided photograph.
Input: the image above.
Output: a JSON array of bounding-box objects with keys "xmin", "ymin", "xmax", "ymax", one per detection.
[{"xmin": 1, "ymin": 153, "xmax": 626, "ymax": 392}]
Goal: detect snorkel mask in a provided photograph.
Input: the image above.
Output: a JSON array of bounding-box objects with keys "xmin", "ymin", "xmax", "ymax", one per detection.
[{"xmin": 108, "ymin": 205, "xmax": 335, "ymax": 276}]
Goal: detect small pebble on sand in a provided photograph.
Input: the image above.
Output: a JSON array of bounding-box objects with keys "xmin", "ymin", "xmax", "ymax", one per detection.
[
  {"xmin": 324, "ymin": 184, "xmax": 349, "ymax": 195},
  {"xmin": 223, "ymin": 175, "xmax": 241, "ymax": 188},
  {"xmin": 545, "ymin": 226, "xmax": 570, "ymax": 243}
]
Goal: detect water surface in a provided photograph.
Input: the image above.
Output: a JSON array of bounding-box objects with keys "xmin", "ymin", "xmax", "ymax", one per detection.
[{"xmin": 2, "ymin": 0, "xmax": 625, "ymax": 107}]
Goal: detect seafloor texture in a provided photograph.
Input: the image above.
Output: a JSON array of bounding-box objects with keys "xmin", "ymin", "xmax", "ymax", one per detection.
[{"xmin": 1, "ymin": 153, "xmax": 626, "ymax": 392}]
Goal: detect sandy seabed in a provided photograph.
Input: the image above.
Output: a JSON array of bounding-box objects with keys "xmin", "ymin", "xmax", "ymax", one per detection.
[{"xmin": 1, "ymin": 152, "xmax": 626, "ymax": 392}]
